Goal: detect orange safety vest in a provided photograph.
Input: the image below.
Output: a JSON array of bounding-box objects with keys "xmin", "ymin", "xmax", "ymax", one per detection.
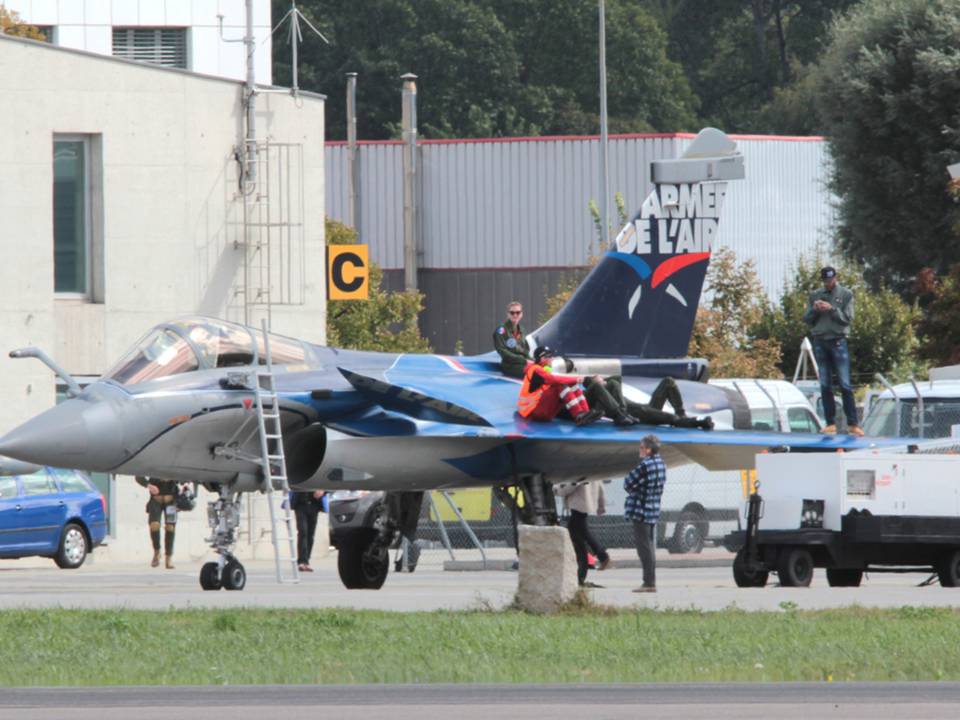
[{"xmin": 517, "ymin": 363, "xmax": 544, "ymax": 418}]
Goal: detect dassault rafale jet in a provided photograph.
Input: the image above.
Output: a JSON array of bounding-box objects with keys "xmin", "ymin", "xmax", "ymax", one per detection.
[{"xmin": 0, "ymin": 129, "xmax": 896, "ymax": 592}]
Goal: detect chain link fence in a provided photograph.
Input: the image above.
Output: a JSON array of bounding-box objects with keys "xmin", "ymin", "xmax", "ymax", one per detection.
[{"xmin": 414, "ymin": 463, "xmax": 747, "ymax": 555}]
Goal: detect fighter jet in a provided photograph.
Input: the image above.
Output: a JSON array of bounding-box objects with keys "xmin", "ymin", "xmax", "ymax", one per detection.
[{"xmin": 0, "ymin": 129, "xmax": 897, "ymax": 591}]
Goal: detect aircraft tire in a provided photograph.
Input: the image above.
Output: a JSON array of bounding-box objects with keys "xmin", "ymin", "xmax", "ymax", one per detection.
[
  {"xmin": 338, "ymin": 529, "xmax": 388, "ymax": 589},
  {"xmin": 199, "ymin": 561, "xmax": 223, "ymax": 591},
  {"xmin": 222, "ymin": 559, "xmax": 247, "ymax": 591}
]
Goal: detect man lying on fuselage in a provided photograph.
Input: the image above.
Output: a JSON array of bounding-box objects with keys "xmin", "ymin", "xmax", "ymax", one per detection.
[{"xmin": 516, "ymin": 346, "xmax": 713, "ymax": 430}]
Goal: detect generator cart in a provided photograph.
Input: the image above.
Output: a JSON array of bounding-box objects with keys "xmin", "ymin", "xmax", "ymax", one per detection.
[{"xmin": 726, "ymin": 445, "xmax": 960, "ymax": 588}]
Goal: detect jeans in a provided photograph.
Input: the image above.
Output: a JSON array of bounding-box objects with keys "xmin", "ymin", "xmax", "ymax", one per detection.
[
  {"xmin": 295, "ymin": 505, "xmax": 319, "ymax": 565},
  {"xmin": 567, "ymin": 510, "xmax": 610, "ymax": 585},
  {"xmin": 632, "ymin": 520, "xmax": 656, "ymax": 588},
  {"xmin": 813, "ymin": 336, "xmax": 858, "ymax": 427}
]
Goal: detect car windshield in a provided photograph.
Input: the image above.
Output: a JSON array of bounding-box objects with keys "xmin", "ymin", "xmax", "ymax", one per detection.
[{"xmin": 862, "ymin": 398, "xmax": 960, "ymax": 438}]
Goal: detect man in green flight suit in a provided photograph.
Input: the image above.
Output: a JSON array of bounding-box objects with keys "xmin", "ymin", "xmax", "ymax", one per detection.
[
  {"xmin": 136, "ymin": 476, "xmax": 182, "ymax": 569},
  {"xmin": 493, "ymin": 301, "xmax": 531, "ymax": 378}
]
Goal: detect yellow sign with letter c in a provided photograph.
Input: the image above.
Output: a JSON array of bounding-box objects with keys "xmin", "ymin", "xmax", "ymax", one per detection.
[{"xmin": 327, "ymin": 245, "xmax": 369, "ymax": 300}]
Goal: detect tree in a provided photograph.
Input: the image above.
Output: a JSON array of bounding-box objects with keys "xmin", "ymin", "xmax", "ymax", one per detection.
[
  {"xmin": 658, "ymin": 0, "xmax": 862, "ymax": 132},
  {"xmin": 491, "ymin": 0, "xmax": 698, "ymax": 134},
  {"xmin": 813, "ymin": 0, "xmax": 960, "ymax": 288},
  {"xmin": 687, "ymin": 248, "xmax": 782, "ymax": 377},
  {"xmin": 1, "ymin": 4, "xmax": 46, "ymax": 40},
  {"xmin": 273, "ymin": 0, "xmax": 528, "ymax": 140},
  {"xmin": 275, "ymin": 0, "xmax": 698, "ymax": 139},
  {"xmin": 755, "ymin": 254, "xmax": 922, "ymax": 383},
  {"xmin": 325, "ymin": 219, "xmax": 431, "ymax": 352},
  {"xmin": 914, "ymin": 264, "xmax": 960, "ymax": 366}
]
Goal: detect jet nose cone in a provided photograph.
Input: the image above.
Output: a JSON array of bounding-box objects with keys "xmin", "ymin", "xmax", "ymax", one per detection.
[{"xmin": 0, "ymin": 398, "xmax": 123, "ymax": 471}]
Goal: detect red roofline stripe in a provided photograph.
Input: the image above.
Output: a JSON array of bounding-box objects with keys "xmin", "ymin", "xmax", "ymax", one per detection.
[{"xmin": 326, "ymin": 132, "xmax": 824, "ymax": 148}]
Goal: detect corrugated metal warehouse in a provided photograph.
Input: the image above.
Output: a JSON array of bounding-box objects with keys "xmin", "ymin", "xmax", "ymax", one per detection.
[{"xmin": 326, "ymin": 133, "xmax": 835, "ymax": 355}]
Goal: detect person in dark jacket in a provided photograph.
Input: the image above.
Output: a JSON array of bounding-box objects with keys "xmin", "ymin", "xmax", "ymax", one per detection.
[
  {"xmin": 803, "ymin": 266, "xmax": 861, "ymax": 436},
  {"xmin": 136, "ymin": 476, "xmax": 181, "ymax": 569},
  {"xmin": 291, "ymin": 490, "xmax": 327, "ymax": 572},
  {"xmin": 494, "ymin": 301, "xmax": 531, "ymax": 378},
  {"xmin": 623, "ymin": 435, "xmax": 667, "ymax": 592}
]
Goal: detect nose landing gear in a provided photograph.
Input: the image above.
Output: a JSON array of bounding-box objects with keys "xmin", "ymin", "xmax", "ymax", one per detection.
[{"xmin": 198, "ymin": 489, "xmax": 247, "ymax": 591}]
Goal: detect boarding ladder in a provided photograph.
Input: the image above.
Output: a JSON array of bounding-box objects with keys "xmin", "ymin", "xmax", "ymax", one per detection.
[{"xmin": 255, "ymin": 319, "xmax": 300, "ymax": 584}]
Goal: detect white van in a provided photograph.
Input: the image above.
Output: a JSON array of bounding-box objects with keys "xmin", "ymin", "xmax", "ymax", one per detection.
[
  {"xmin": 861, "ymin": 375, "xmax": 960, "ymax": 439},
  {"xmin": 603, "ymin": 379, "xmax": 823, "ymax": 553}
]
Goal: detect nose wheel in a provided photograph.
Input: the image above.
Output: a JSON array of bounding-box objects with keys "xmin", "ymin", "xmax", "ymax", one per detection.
[
  {"xmin": 199, "ymin": 489, "xmax": 248, "ymax": 591},
  {"xmin": 198, "ymin": 557, "xmax": 247, "ymax": 591}
]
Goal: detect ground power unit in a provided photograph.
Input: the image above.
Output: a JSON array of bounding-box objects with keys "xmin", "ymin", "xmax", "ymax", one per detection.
[{"xmin": 726, "ymin": 448, "xmax": 960, "ymax": 588}]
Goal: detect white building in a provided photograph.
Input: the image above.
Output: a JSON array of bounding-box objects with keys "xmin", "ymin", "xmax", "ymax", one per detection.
[
  {"xmin": 0, "ymin": 33, "xmax": 326, "ymax": 562},
  {"xmin": 3, "ymin": 0, "xmax": 272, "ymax": 83}
]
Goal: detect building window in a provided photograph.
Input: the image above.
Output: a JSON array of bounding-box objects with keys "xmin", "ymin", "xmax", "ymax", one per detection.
[
  {"xmin": 53, "ymin": 135, "xmax": 103, "ymax": 299},
  {"xmin": 32, "ymin": 25, "xmax": 55, "ymax": 42},
  {"xmin": 112, "ymin": 27, "xmax": 187, "ymax": 69}
]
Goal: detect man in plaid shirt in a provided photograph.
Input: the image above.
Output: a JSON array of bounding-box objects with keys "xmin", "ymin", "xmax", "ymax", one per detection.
[{"xmin": 623, "ymin": 434, "xmax": 666, "ymax": 592}]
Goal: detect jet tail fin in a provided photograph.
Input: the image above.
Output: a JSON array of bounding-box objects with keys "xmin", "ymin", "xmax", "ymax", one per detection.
[{"xmin": 531, "ymin": 128, "xmax": 744, "ymax": 360}]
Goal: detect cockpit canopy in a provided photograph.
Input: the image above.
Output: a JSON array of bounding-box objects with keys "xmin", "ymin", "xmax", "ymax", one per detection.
[{"xmin": 105, "ymin": 317, "xmax": 307, "ymax": 386}]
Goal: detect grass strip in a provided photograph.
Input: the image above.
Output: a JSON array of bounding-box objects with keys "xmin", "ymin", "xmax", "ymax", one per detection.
[{"xmin": 1, "ymin": 605, "xmax": 959, "ymax": 685}]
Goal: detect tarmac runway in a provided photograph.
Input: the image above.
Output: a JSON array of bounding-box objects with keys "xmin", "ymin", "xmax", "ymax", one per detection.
[
  {"xmin": 4, "ymin": 549, "xmax": 960, "ymax": 718},
  {"xmin": 3, "ymin": 683, "xmax": 960, "ymax": 719},
  {"xmin": 2, "ymin": 547, "xmax": 959, "ymax": 611}
]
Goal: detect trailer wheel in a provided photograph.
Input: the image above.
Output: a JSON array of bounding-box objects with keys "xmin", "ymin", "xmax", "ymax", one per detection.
[
  {"xmin": 937, "ymin": 550, "xmax": 960, "ymax": 587},
  {"xmin": 826, "ymin": 568, "xmax": 863, "ymax": 587},
  {"xmin": 732, "ymin": 548, "xmax": 768, "ymax": 588},
  {"xmin": 777, "ymin": 547, "xmax": 813, "ymax": 587}
]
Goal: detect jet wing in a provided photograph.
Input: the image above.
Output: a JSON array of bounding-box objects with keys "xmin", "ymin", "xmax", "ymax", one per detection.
[{"xmin": 334, "ymin": 359, "xmax": 904, "ymax": 474}]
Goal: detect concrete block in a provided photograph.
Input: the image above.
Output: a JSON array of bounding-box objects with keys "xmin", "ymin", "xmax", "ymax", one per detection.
[{"xmin": 515, "ymin": 525, "xmax": 578, "ymax": 613}]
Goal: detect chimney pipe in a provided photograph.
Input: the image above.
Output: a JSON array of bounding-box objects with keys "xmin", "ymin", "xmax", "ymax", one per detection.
[
  {"xmin": 401, "ymin": 73, "xmax": 418, "ymax": 291},
  {"xmin": 346, "ymin": 72, "xmax": 359, "ymax": 236}
]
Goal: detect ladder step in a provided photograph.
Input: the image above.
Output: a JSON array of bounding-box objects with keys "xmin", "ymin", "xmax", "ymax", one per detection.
[{"xmin": 262, "ymin": 413, "xmax": 280, "ymax": 420}]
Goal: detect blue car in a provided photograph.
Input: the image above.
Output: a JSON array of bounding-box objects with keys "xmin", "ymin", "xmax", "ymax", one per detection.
[{"xmin": 0, "ymin": 467, "xmax": 107, "ymax": 568}]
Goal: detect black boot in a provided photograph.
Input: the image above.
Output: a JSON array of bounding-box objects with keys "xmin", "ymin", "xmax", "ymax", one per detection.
[
  {"xmin": 576, "ymin": 408, "xmax": 604, "ymax": 426},
  {"xmin": 699, "ymin": 416, "xmax": 714, "ymax": 431},
  {"xmin": 613, "ymin": 411, "xmax": 637, "ymax": 427}
]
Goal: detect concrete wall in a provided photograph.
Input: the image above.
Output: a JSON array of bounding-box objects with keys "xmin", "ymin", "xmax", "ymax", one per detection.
[
  {"xmin": 0, "ymin": 34, "xmax": 326, "ymax": 432},
  {"xmin": 0, "ymin": 35, "xmax": 327, "ymax": 559},
  {"xmin": 5, "ymin": 0, "xmax": 272, "ymax": 83}
]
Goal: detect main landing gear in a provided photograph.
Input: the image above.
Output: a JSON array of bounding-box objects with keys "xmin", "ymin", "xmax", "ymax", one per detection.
[
  {"xmin": 336, "ymin": 491, "xmax": 424, "ymax": 589},
  {"xmin": 199, "ymin": 489, "xmax": 247, "ymax": 591}
]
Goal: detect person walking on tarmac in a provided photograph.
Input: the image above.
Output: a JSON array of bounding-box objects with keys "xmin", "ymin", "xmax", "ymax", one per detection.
[
  {"xmin": 517, "ymin": 346, "xmax": 593, "ymax": 422},
  {"xmin": 555, "ymin": 479, "xmax": 612, "ymax": 587},
  {"xmin": 136, "ymin": 476, "xmax": 182, "ymax": 569},
  {"xmin": 494, "ymin": 301, "xmax": 531, "ymax": 379}
]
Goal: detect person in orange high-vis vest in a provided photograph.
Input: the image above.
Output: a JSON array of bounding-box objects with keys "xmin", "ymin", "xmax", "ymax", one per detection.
[{"xmin": 517, "ymin": 346, "xmax": 591, "ymax": 422}]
